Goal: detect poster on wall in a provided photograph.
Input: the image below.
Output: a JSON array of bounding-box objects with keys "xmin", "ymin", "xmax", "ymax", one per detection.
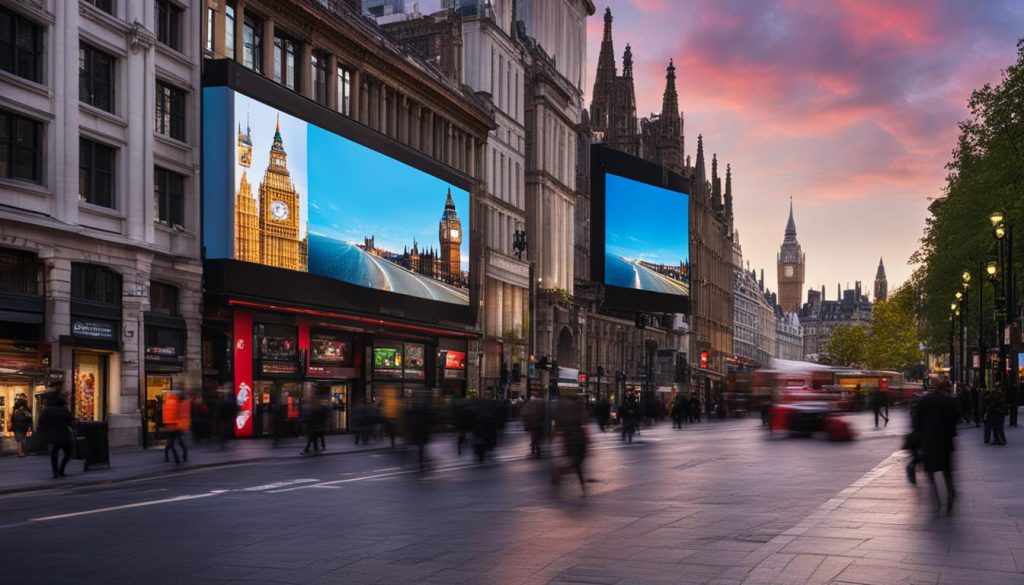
[
  {"xmin": 373, "ymin": 346, "xmax": 403, "ymax": 379},
  {"xmin": 603, "ymin": 173, "xmax": 690, "ymax": 297},
  {"xmin": 310, "ymin": 331, "xmax": 351, "ymax": 365},
  {"xmin": 73, "ymin": 354, "xmax": 104, "ymax": 421},
  {"xmin": 404, "ymin": 343, "xmax": 425, "ymax": 379},
  {"xmin": 207, "ymin": 90, "xmax": 471, "ymax": 306}
]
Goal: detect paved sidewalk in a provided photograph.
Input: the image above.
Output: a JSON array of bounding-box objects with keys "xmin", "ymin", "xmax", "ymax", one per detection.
[
  {"xmin": 0, "ymin": 433, "xmax": 391, "ymax": 495},
  {"xmin": 709, "ymin": 421, "xmax": 1024, "ymax": 585}
]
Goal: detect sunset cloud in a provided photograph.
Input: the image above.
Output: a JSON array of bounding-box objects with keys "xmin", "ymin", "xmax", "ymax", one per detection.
[{"xmin": 587, "ymin": 0, "xmax": 1023, "ymax": 297}]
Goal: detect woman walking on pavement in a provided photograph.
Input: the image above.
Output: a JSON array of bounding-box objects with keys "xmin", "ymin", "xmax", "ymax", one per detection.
[
  {"xmin": 38, "ymin": 391, "xmax": 74, "ymax": 478},
  {"xmin": 10, "ymin": 398, "xmax": 32, "ymax": 457}
]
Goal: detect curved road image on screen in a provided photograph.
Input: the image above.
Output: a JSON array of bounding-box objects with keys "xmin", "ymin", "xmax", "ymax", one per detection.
[
  {"xmin": 308, "ymin": 234, "xmax": 469, "ymax": 305},
  {"xmin": 606, "ymin": 254, "xmax": 689, "ymax": 296}
]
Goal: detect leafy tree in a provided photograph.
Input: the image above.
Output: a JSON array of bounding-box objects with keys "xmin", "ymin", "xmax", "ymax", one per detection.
[
  {"xmin": 912, "ymin": 39, "xmax": 1024, "ymax": 354},
  {"xmin": 822, "ymin": 324, "xmax": 869, "ymax": 367},
  {"xmin": 866, "ymin": 284, "xmax": 923, "ymax": 371}
]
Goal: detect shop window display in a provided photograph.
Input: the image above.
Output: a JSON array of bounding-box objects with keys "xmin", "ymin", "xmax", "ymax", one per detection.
[{"xmin": 73, "ymin": 353, "xmax": 106, "ymax": 421}]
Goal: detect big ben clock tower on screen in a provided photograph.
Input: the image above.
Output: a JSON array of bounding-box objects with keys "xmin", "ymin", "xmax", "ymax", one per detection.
[
  {"xmin": 439, "ymin": 188, "xmax": 462, "ymax": 282},
  {"xmin": 257, "ymin": 115, "xmax": 306, "ymax": 271},
  {"xmin": 777, "ymin": 200, "xmax": 805, "ymax": 313}
]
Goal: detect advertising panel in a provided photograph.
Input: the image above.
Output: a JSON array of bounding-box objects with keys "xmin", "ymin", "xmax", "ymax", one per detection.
[
  {"xmin": 205, "ymin": 88, "xmax": 470, "ymax": 306},
  {"xmin": 604, "ymin": 173, "xmax": 689, "ymax": 297},
  {"xmin": 373, "ymin": 346, "xmax": 403, "ymax": 379},
  {"xmin": 590, "ymin": 145, "xmax": 690, "ymax": 313}
]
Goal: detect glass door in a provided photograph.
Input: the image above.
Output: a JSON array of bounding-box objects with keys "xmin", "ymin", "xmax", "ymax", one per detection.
[{"xmin": 330, "ymin": 382, "xmax": 348, "ymax": 432}]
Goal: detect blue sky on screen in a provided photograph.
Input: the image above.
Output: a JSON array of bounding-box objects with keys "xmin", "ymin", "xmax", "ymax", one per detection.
[
  {"xmin": 605, "ymin": 173, "xmax": 689, "ymax": 266},
  {"xmin": 306, "ymin": 125, "xmax": 470, "ymax": 271},
  {"xmin": 234, "ymin": 92, "xmax": 309, "ymax": 237}
]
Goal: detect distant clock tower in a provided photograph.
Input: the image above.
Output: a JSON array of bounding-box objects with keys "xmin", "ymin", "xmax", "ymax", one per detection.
[
  {"xmin": 777, "ymin": 199, "xmax": 805, "ymax": 313},
  {"xmin": 438, "ymin": 188, "xmax": 462, "ymax": 281}
]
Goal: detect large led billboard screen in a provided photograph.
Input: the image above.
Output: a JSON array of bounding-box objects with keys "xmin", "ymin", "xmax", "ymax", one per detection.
[
  {"xmin": 204, "ymin": 89, "xmax": 471, "ymax": 307},
  {"xmin": 591, "ymin": 145, "xmax": 691, "ymax": 314},
  {"xmin": 604, "ymin": 173, "xmax": 690, "ymax": 297}
]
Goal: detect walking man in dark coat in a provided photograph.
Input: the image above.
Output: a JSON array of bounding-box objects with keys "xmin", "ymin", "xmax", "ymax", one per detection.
[
  {"xmin": 912, "ymin": 381, "xmax": 959, "ymax": 513},
  {"xmin": 38, "ymin": 391, "xmax": 74, "ymax": 479}
]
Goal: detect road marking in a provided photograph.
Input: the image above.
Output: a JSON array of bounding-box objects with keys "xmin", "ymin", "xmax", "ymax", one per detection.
[
  {"xmin": 30, "ymin": 492, "xmax": 223, "ymax": 523},
  {"xmin": 243, "ymin": 479, "xmax": 320, "ymax": 492}
]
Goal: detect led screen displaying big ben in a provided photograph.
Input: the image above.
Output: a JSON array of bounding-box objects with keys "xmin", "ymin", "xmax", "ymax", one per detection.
[{"xmin": 204, "ymin": 89, "xmax": 471, "ymax": 306}]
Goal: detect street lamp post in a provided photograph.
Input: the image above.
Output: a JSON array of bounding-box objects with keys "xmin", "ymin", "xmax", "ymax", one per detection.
[
  {"xmin": 961, "ymin": 271, "xmax": 971, "ymax": 388},
  {"xmin": 987, "ymin": 260, "xmax": 1003, "ymax": 387},
  {"xmin": 990, "ymin": 211, "xmax": 1016, "ymax": 392}
]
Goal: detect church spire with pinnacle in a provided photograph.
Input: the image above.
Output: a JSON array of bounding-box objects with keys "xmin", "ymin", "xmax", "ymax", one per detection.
[
  {"xmin": 660, "ymin": 59, "xmax": 680, "ymax": 125},
  {"xmin": 694, "ymin": 134, "xmax": 706, "ymax": 191},
  {"xmin": 623, "ymin": 44, "xmax": 633, "ymax": 78},
  {"xmin": 596, "ymin": 7, "xmax": 617, "ymax": 83},
  {"xmin": 874, "ymin": 257, "xmax": 888, "ymax": 302},
  {"xmin": 784, "ymin": 197, "xmax": 796, "ymax": 240}
]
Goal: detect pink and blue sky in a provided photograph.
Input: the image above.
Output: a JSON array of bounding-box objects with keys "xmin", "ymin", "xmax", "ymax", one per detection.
[{"xmin": 585, "ymin": 0, "xmax": 1023, "ymax": 300}]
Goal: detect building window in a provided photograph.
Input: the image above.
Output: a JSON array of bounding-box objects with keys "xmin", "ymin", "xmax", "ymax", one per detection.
[
  {"xmin": 0, "ymin": 7, "xmax": 43, "ymax": 84},
  {"xmin": 242, "ymin": 13, "xmax": 262, "ymax": 72},
  {"xmin": 0, "ymin": 248, "xmax": 43, "ymax": 296},
  {"xmin": 312, "ymin": 51, "xmax": 329, "ymax": 105},
  {"xmin": 224, "ymin": 3, "xmax": 235, "ymax": 59},
  {"xmin": 79, "ymin": 43, "xmax": 115, "ymax": 113},
  {"xmin": 84, "ymin": 0, "xmax": 114, "ymax": 15},
  {"xmin": 272, "ymin": 32, "xmax": 296, "ymax": 89},
  {"xmin": 205, "ymin": 6, "xmax": 213, "ymax": 52},
  {"xmin": 154, "ymin": 167, "xmax": 184, "ymax": 227},
  {"xmin": 79, "ymin": 138, "xmax": 116, "ymax": 209},
  {"xmin": 71, "ymin": 263, "xmax": 122, "ymax": 305},
  {"xmin": 149, "ymin": 282, "xmax": 179, "ymax": 316},
  {"xmin": 155, "ymin": 0, "xmax": 183, "ymax": 52},
  {"xmin": 0, "ymin": 109, "xmax": 43, "ymax": 183},
  {"xmin": 155, "ymin": 81, "xmax": 186, "ymax": 141},
  {"xmin": 337, "ymin": 65, "xmax": 351, "ymax": 116}
]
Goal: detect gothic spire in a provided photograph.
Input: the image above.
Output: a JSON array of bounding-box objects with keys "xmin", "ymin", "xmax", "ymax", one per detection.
[
  {"xmin": 725, "ymin": 163, "xmax": 734, "ymax": 217},
  {"xmin": 711, "ymin": 153, "xmax": 722, "ymax": 208},
  {"xmin": 875, "ymin": 257, "xmax": 886, "ymax": 279},
  {"xmin": 660, "ymin": 59, "xmax": 679, "ymax": 123},
  {"xmin": 272, "ymin": 113, "xmax": 284, "ymax": 151},
  {"xmin": 785, "ymin": 197, "xmax": 796, "ymax": 240},
  {"xmin": 623, "ymin": 44, "xmax": 633, "ymax": 78},
  {"xmin": 596, "ymin": 7, "xmax": 617, "ymax": 82},
  {"xmin": 694, "ymin": 134, "xmax": 706, "ymax": 187}
]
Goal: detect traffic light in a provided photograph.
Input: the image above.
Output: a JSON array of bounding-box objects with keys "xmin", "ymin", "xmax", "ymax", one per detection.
[
  {"xmin": 549, "ymin": 359, "xmax": 559, "ymax": 397},
  {"xmin": 699, "ymin": 350, "xmax": 709, "ymax": 369}
]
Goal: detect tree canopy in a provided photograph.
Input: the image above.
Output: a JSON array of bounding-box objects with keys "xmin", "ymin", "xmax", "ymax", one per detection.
[{"xmin": 912, "ymin": 39, "xmax": 1024, "ymax": 353}]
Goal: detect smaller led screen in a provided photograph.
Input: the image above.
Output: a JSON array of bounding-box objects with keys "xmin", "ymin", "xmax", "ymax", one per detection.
[{"xmin": 604, "ymin": 173, "xmax": 690, "ymax": 297}]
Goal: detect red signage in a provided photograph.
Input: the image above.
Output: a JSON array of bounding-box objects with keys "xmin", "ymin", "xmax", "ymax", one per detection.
[
  {"xmin": 699, "ymin": 351, "xmax": 709, "ymax": 369},
  {"xmin": 233, "ymin": 310, "xmax": 254, "ymax": 438},
  {"xmin": 445, "ymin": 350, "xmax": 467, "ymax": 370},
  {"xmin": 578, "ymin": 372, "xmax": 587, "ymax": 385}
]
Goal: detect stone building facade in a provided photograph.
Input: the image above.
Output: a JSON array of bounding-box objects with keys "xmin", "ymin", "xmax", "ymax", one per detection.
[
  {"xmin": 800, "ymin": 283, "xmax": 874, "ymax": 361},
  {"xmin": 0, "ymin": 0, "xmax": 204, "ymax": 447}
]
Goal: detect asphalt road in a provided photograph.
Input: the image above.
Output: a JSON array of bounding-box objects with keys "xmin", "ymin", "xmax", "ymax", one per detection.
[
  {"xmin": 1, "ymin": 413, "xmax": 910, "ymax": 585},
  {"xmin": 309, "ymin": 234, "xmax": 469, "ymax": 304},
  {"xmin": 606, "ymin": 254, "xmax": 689, "ymax": 296}
]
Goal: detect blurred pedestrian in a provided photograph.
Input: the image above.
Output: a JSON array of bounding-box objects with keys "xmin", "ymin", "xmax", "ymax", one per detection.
[
  {"xmin": 473, "ymin": 400, "xmax": 499, "ymax": 462},
  {"xmin": 593, "ymin": 398, "xmax": 611, "ymax": 432},
  {"xmin": 38, "ymin": 391, "xmax": 73, "ymax": 478},
  {"xmin": 521, "ymin": 393, "xmax": 546, "ymax": 458},
  {"xmin": 620, "ymin": 394, "xmax": 639, "ymax": 443},
  {"xmin": 869, "ymin": 386, "xmax": 889, "ymax": 428},
  {"xmin": 10, "ymin": 397, "xmax": 32, "ymax": 457},
  {"xmin": 301, "ymin": 396, "xmax": 330, "ymax": 454},
  {"xmin": 162, "ymin": 389, "xmax": 189, "ymax": 464},
  {"xmin": 272, "ymin": 399, "xmax": 288, "ymax": 448},
  {"xmin": 551, "ymin": 388, "xmax": 588, "ymax": 495},
  {"xmin": 453, "ymin": 399, "xmax": 475, "ymax": 455},
  {"xmin": 987, "ymin": 384, "xmax": 1007, "ymax": 446},
  {"xmin": 670, "ymin": 395, "xmax": 684, "ymax": 429},
  {"xmin": 405, "ymin": 400, "xmax": 434, "ymax": 470},
  {"xmin": 689, "ymin": 396, "xmax": 702, "ymax": 423},
  {"xmin": 970, "ymin": 385, "xmax": 981, "ymax": 427},
  {"xmin": 912, "ymin": 381, "xmax": 958, "ymax": 513},
  {"xmin": 215, "ymin": 386, "xmax": 238, "ymax": 447}
]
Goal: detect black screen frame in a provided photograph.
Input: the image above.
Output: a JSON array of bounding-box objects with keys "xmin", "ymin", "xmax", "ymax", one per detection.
[
  {"xmin": 202, "ymin": 59, "xmax": 478, "ymax": 326},
  {"xmin": 590, "ymin": 144, "xmax": 691, "ymax": 315}
]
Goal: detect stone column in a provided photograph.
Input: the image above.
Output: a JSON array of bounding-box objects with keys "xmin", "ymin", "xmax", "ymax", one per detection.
[
  {"xmin": 233, "ymin": 0, "xmax": 246, "ymax": 64},
  {"xmin": 326, "ymin": 53, "xmax": 338, "ymax": 111},
  {"xmin": 212, "ymin": 0, "xmax": 227, "ymax": 56},
  {"xmin": 299, "ymin": 41, "xmax": 313, "ymax": 98},
  {"xmin": 261, "ymin": 17, "xmax": 274, "ymax": 79}
]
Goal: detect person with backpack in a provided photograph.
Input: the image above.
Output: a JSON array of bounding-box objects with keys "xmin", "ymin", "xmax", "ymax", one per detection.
[{"xmin": 10, "ymin": 398, "xmax": 32, "ymax": 457}]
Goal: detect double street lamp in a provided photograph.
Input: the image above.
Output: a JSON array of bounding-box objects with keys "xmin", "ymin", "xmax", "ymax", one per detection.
[{"xmin": 988, "ymin": 210, "xmax": 1017, "ymax": 387}]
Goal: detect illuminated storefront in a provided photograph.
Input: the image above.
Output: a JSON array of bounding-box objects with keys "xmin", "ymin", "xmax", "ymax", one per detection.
[{"xmin": 202, "ymin": 61, "xmax": 479, "ymax": 438}]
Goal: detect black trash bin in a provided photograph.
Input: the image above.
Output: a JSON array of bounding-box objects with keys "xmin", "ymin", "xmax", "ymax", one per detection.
[{"xmin": 74, "ymin": 421, "xmax": 110, "ymax": 471}]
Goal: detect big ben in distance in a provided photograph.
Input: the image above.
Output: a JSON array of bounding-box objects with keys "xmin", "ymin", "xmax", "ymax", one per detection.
[
  {"xmin": 257, "ymin": 115, "xmax": 307, "ymax": 271},
  {"xmin": 777, "ymin": 200, "xmax": 805, "ymax": 313},
  {"xmin": 439, "ymin": 188, "xmax": 462, "ymax": 282}
]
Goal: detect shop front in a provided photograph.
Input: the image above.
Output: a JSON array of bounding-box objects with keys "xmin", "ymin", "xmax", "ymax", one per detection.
[
  {"xmin": 220, "ymin": 304, "xmax": 473, "ymax": 438},
  {"xmin": 142, "ymin": 313, "xmax": 187, "ymax": 447}
]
